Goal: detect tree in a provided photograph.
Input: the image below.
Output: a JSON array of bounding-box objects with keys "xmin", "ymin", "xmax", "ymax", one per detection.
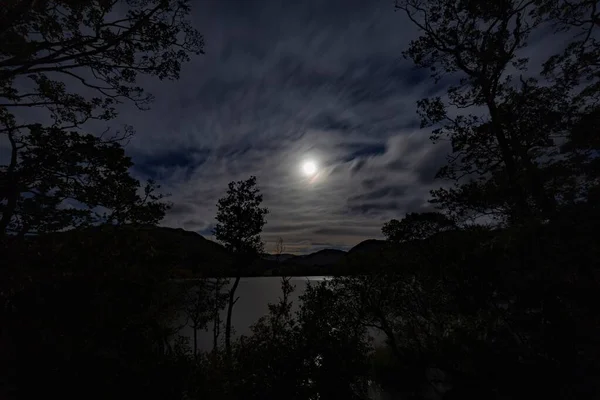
[
  {"xmin": 208, "ymin": 277, "xmax": 229, "ymax": 353},
  {"xmin": 541, "ymin": 1, "xmax": 600, "ymax": 208},
  {"xmin": 542, "ymin": 0, "xmax": 600, "ymax": 103},
  {"xmin": 395, "ymin": 0, "xmax": 561, "ymax": 224},
  {"xmin": 183, "ymin": 281, "xmax": 212, "ymax": 358},
  {"xmin": 353, "ymin": 3, "xmax": 600, "ymax": 397},
  {"xmin": 275, "ymin": 236, "xmax": 285, "ymax": 263},
  {"xmin": 213, "ymin": 176, "xmax": 268, "ymax": 358},
  {"xmin": 293, "ymin": 280, "xmax": 371, "ymax": 399},
  {"xmin": 382, "ymin": 211, "xmax": 456, "ymax": 243},
  {"xmin": 3, "ymin": 227, "xmax": 195, "ymax": 400},
  {"xmin": 230, "ymin": 278, "xmax": 371, "ymax": 400},
  {"xmin": 182, "ymin": 278, "xmax": 229, "ymax": 358},
  {"xmin": 0, "ymin": 0, "xmax": 204, "ymax": 132},
  {"xmin": 0, "ymin": 124, "xmax": 169, "ymax": 237}
]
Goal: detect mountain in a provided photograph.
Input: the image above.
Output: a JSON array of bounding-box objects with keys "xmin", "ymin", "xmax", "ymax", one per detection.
[
  {"xmin": 11, "ymin": 225, "xmax": 390, "ymax": 277},
  {"xmin": 348, "ymin": 239, "xmax": 387, "ymax": 256},
  {"xmin": 262, "ymin": 253, "xmax": 297, "ymax": 262},
  {"xmin": 289, "ymin": 249, "xmax": 347, "ymax": 266},
  {"xmin": 12, "ymin": 224, "xmax": 234, "ymax": 278}
]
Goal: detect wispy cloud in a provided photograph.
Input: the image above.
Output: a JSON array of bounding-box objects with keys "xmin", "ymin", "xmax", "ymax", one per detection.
[{"xmin": 106, "ymin": 0, "xmax": 455, "ymax": 253}]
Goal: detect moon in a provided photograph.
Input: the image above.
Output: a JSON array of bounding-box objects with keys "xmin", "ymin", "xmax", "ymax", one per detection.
[{"xmin": 302, "ymin": 160, "xmax": 318, "ymax": 176}]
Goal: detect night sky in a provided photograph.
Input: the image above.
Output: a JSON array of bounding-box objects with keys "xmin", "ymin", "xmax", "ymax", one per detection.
[{"xmin": 98, "ymin": 0, "xmax": 552, "ymax": 253}]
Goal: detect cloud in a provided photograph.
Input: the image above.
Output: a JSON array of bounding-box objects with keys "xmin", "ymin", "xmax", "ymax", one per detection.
[
  {"xmin": 348, "ymin": 186, "xmax": 410, "ymax": 202},
  {"xmin": 0, "ymin": 0, "xmax": 570, "ymax": 255},
  {"xmin": 90, "ymin": 0, "xmax": 457, "ymax": 253}
]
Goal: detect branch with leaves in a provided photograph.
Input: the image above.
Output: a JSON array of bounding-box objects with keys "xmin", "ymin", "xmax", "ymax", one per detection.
[{"xmin": 0, "ymin": 0, "xmax": 204, "ymax": 129}]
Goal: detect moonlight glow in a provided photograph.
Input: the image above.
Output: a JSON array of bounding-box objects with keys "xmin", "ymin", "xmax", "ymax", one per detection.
[{"xmin": 302, "ymin": 160, "xmax": 318, "ymax": 176}]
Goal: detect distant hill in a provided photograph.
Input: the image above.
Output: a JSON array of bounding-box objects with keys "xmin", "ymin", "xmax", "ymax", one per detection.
[
  {"xmin": 262, "ymin": 253, "xmax": 297, "ymax": 262},
  {"xmin": 10, "ymin": 225, "xmax": 392, "ymax": 277},
  {"xmin": 348, "ymin": 239, "xmax": 387, "ymax": 256},
  {"xmin": 11, "ymin": 224, "xmax": 233, "ymax": 278},
  {"xmin": 289, "ymin": 249, "xmax": 347, "ymax": 267}
]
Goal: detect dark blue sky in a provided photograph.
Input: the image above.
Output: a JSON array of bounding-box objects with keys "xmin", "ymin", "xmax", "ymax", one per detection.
[{"xmin": 111, "ymin": 0, "xmax": 456, "ymax": 253}]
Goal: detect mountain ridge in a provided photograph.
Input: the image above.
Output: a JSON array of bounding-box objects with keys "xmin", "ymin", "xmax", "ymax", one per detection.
[{"xmin": 14, "ymin": 225, "xmax": 383, "ymax": 277}]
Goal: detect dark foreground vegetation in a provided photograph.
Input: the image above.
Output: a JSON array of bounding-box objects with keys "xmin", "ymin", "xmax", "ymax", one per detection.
[
  {"xmin": 2, "ymin": 0, "xmax": 600, "ymax": 399},
  {"xmin": 2, "ymin": 203, "xmax": 599, "ymax": 399}
]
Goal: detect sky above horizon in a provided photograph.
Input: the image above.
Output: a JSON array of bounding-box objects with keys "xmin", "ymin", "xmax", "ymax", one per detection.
[
  {"xmin": 108, "ymin": 0, "xmax": 455, "ymax": 254},
  {"xmin": 104, "ymin": 0, "xmax": 467, "ymax": 253}
]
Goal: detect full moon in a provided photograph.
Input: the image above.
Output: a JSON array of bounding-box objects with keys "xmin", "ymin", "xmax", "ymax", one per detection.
[{"xmin": 302, "ymin": 160, "xmax": 318, "ymax": 176}]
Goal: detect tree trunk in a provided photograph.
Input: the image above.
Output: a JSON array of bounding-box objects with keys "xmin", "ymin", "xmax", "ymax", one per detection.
[
  {"xmin": 225, "ymin": 275, "xmax": 241, "ymax": 359},
  {"xmin": 487, "ymin": 98, "xmax": 533, "ymax": 221},
  {"xmin": 519, "ymin": 149, "xmax": 558, "ymax": 220},
  {"xmin": 375, "ymin": 307, "xmax": 403, "ymax": 362},
  {"xmin": 0, "ymin": 189, "xmax": 18, "ymax": 237},
  {"xmin": 490, "ymin": 100, "xmax": 557, "ymax": 221},
  {"xmin": 0, "ymin": 130, "xmax": 19, "ymax": 237},
  {"xmin": 213, "ymin": 281, "xmax": 221, "ymax": 352},
  {"xmin": 193, "ymin": 326, "xmax": 198, "ymax": 358}
]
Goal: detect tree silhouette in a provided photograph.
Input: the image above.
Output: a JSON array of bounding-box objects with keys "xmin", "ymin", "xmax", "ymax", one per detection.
[
  {"xmin": 396, "ymin": 0, "xmax": 559, "ymax": 223},
  {"xmin": 275, "ymin": 236, "xmax": 285, "ymax": 263},
  {"xmin": 183, "ymin": 281, "xmax": 212, "ymax": 358},
  {"xmin": 0, "ymin": 2, "xmax": 204, "ymax": 398},
  {"xmin": 0, "ymin": 0, "xmax": 204, "ymax": 131},
  {"xmin": 213, "ymin": 175, "xmax": 268, "ymax": 358},
  {"xmin": 543, "ymin": 0, "xmax": 600, "ymax": 103},
  {"xmin": 231, "ymin": 279, "xmax": 371, "ymax": 400},
  {"xmin": 0, "ymin": 124, "xmax": 169, "ymax": 237},
  {"xmin": 382, "ymin": 211, "xmax": 456, "ymax": 243},
  {"xmin": 203, "ymin": 277, "xmax": 229, "ymax": 354}
]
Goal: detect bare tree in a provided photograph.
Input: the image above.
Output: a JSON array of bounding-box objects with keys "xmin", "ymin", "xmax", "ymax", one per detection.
[{"xmin": 275, "ymin": 236, "xmax": 285, "ymax": 263}]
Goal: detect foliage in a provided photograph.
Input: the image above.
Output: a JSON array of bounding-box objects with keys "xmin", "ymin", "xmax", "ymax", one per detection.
[
  {"xmin": 213, "ymin": 175, "xmax": 269, "ymax": 258},
  {"xmin": 0, "ymin": 124, "xmax": 169, "ymax": 236},
  {"xmin": 340, "ymin": 203, "xmax": 600, "ymax": 398},
  {"xmin": 382, "ymin": 10, "xmax": 600, "ymax": 395},
  {"xmin": 0, "ymin": 2, "xmax": 205, "ymax": 399},
  {"xmin": 2, "ymin": 240, "xmax": 192, "ymax": 400},
  {"xmin": 395, "ymin": 0, "xmax": 600, "ymax": 223},
  {"xmin": 542, "ymin": 0, "xmax": 600, "ymax": 103},
  {"xmin": 0, "ymin": 0, "xmax": 202, "ymax": 240},
  {"xmin": 191, "ymin": 278, "xmax": 372, "ymax": 400},
  {"xmin": 182, "ymin": 278, "xmax": 229, "ymax": 356},
  {"xmin": 382, "ymin": 211, "xmax": 456, "ymax": 243},
  {"xmin": 0, "ymin": 0, "xmax": 204, "ymax": 130}
]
